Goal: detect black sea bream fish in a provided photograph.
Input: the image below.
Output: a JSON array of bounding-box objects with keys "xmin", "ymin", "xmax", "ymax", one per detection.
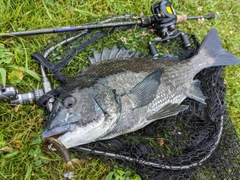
[{"xmin": 42, "ymin": 28, "xmax": 240, "ymax": 149}]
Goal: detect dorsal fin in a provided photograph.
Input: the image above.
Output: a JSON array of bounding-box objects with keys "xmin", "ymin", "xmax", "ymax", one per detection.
[{"xmin": 88, "ymin": 45, "xmax": 149, "ymax": 65}]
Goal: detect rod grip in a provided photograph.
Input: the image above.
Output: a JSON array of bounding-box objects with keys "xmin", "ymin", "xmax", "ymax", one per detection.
[{"xmin": 176, "ymin": 15, "xmax": 187, "ymax": 23}]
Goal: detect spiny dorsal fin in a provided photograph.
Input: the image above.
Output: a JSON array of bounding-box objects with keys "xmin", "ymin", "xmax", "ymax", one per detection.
[
  {"xmin": 88, "ymin": 45, "xmax": 149, "ymax": 65},
  {"xmin": 109, "ymin": 45, "xmax": 119, "ymax": 59},
  {"xmin": 101, "ymin": 47, "xmax": 111, "ymax": 61}
]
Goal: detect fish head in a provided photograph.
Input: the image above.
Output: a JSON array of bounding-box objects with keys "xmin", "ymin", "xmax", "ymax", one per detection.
[
  {"xmin": 42, "ymin": 83, "xmax": 121, "ymax": 146},
  {"xmin": 42, "ymin": 87, "xmax": 105, "ymax": 138}
]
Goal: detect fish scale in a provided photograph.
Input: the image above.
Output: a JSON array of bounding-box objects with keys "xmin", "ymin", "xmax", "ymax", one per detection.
[
  {"xmin": 42, "ymin": 28, "xmax": 240, "ymax": 148},
  {"xmin": 146, "ymin": 63, "xmax": 193, "ymax": 114}
]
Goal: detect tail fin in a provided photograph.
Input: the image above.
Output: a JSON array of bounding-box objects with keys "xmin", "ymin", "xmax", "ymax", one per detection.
[{"xmin": 191, "ymin": 28, "xmax": 239, "ymax": 69}]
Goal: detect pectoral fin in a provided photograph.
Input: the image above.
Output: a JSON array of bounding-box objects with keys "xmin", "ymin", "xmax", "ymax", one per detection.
[
  {"xmin": 187, "ymin": 79, "xmax": 206, "ymax": 104},
  {"xmin": 147, "ymin": 103, "xmax": 189, "ymax": 120},
  {"xmin": 124, "ymin": 68, "xmax": 164, "ymax": 109}
]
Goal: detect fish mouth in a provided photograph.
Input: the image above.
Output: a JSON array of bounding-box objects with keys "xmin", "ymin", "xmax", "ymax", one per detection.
[{"xmin": 42, "ymin": 123, "xmax": 76, "ymax": 139}]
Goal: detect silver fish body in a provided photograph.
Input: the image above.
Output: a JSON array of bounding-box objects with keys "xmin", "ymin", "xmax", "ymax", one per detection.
[{"xmin": 42, "ymin": 28, "xmax": 240, "ymax": 148}]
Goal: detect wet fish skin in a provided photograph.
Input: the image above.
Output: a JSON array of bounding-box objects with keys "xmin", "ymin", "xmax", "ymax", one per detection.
[
  {"xmin": 42, "ymin": 28, "xmax": 240, "ymax": 148},
  {"xmin": 43, "ymin": 83, "xmax": 121, "ymax": 146}
]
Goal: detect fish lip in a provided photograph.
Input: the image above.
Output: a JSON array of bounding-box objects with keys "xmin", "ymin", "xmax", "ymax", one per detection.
[{"xmin": 42, "ymin": 123, "xmax": 76, "ymax": 139}]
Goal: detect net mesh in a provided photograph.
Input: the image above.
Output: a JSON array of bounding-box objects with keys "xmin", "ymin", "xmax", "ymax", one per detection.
[
  {"xmin": 38, "ymin": 20, "xmax": 240, "ymax": 179},
  {"xmin": 71, "ymin": 66, "xmax": 240, "ymax": 179}
]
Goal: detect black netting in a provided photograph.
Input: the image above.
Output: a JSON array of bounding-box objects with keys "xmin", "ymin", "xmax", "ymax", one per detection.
[
  {"xmin": 37, "ymin": 17, "xmax": 240, "ymax": 179},
  {"xmin": 71, "ymin": 67, "xmax": 240, "ymax": 179}
]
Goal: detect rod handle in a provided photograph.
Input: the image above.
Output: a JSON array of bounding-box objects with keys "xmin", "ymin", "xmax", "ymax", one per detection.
[
  {"xmin": 176, "ymin": 15, "xmax": 187, "ymax": 23},
  {"xmin": 176, "ymin": 13, "xmax": 216, "ymax": 23}
]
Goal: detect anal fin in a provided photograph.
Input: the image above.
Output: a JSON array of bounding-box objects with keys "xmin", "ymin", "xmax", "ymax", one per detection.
[
  {"xmin": 147, "ymin": 103, "xmax": 189, "ymax": 120},
  {"xmin": 187, "ymin": 79, "xmax": 206, "ymax": 104}
]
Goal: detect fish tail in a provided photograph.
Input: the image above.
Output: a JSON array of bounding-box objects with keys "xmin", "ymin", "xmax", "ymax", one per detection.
[{"xmin": 191, "ymin": 28, "xmax": 239, "ymax": 70}]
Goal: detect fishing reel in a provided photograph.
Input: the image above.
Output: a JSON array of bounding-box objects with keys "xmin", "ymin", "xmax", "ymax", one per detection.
[
  {"xmin": 137, "ymin": 0, "xmax": 215, "ymax": 57},
  {"xmin": 138, "ymin": 0, "xmax": 178, "ymax": 40}
]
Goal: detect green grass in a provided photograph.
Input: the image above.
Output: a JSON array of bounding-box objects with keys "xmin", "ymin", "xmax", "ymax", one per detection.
[{"xmin": 0, "ymin": 0, "xmax": 239, "ymax": 179}]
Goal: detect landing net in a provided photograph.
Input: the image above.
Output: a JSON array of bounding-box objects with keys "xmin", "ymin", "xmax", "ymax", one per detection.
[{"xmin": 36, "ymin": 16, "xmax": 240, "ymax": 179}]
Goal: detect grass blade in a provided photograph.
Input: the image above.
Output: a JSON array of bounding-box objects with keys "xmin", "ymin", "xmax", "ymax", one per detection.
[{"xmin": 0, "ymin": 68, "xmax": 6, "ymax": 87}]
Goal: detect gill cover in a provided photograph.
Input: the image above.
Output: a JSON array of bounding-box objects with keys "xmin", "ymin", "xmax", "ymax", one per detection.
[{"xmin": 42, "ymin": 83, "xmax": 121, "ymax": 139}]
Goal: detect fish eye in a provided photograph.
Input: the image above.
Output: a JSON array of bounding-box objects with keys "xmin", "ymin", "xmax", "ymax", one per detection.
[{"xmin": 63, "ymin": 97, "xmax": 76, "ymax": 109}]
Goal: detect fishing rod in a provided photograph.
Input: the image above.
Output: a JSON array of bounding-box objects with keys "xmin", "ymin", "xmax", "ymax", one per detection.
[
  {"xmin": 1, "ymin": 21, "xmax": 136, "ymax": 37},
  {"xmin": 1, "ymin": 1, "xmax": 215, "ymax": 39},
  {"xmin": 0, "ymin": 13, "xmax": 214, "ymax": 37},
  {"xmin": 1, "ymin": 14, "xmax": 215, "ymax": 36},
  {"xmin": 1, "ymin": 1, "xmax": 215, "ymax": 60},
  {"xmin": 1, "ymin": 13, "xmax": 214, "ymax": 38}
]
